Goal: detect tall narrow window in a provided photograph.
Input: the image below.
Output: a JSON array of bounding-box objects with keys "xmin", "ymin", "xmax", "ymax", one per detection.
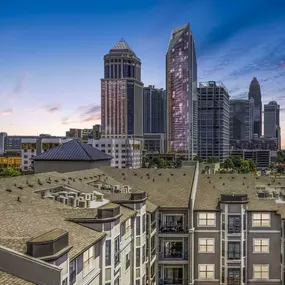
[
  {"xmin": 105, "ymin": 240, "xmax": 111, "ymax": 266},
  {"xmin": 83, "ymin": 246, "xmax": 94, "ymax": 276},
  {"xmin": 136, "ymin": 216, "xmax": 141, "ymax": 235}
]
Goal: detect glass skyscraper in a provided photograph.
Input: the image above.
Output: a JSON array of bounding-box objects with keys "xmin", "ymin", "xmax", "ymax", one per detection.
[
  {"xmin": 264, "ymin": 101, "xmax": 281, "ymax": 150},
  {"xmin": 166, "ymin": 23, "xmax": 198, "ymax": 157},
  {"xmin": 248, "ymin": 77, "xmax": 262, "ymax": 137},
  {"xmin": 230, "ymin": 99, "xmax": 254, "ymax": 141},
  {"xmin": 197, "ymin": 81, "xmax": 230, "ymax": 162},
  {"xmin": 143, "ymin": 85, "xmax": 167, "ymax": 134},
  {"xmin": 101, "ymin": 40, "xmax": 143, "ymax": 137}
]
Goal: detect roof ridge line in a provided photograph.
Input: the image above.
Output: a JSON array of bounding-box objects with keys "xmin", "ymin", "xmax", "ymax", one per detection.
[{"xmin": 75, "ymin": 139, "xmax": 93, "ymax": 160}]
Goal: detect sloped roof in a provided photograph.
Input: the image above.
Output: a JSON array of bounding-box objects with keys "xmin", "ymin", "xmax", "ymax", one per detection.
[
  {"xmin": 33, "ymin": 140, "xmax": 112, "ymax": 161},
  {"xmin": 0, "ymin": 271, "xmax": 35, "ymax": 285},
  {"xmin": 109, "ymin": 40, "xmax": 135, "ymax": 54},
  {"xmin": 167, "ymin": 23, "xmax": 189, "ymax": 52}
]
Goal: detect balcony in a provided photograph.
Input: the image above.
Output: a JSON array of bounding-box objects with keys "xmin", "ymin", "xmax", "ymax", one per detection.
[
  {"xmin": 159, "ymin": 252, "xmax": 188, "ymax": 260},
  {"xmin": 159, "ymin": 278, "xmax": 187, "ymax": 284},
  {"xmin": 159, "ymin": 223, "xmax": 187, "ymax": 234}
]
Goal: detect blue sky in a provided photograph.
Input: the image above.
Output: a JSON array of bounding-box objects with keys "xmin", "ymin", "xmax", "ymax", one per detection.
[{"xmin": 0, "ymin": 0, "xmax": 285, "ymax": 145}]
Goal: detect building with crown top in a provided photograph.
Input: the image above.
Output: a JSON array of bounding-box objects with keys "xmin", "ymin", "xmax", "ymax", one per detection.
[{"xmin": 101, "ymin": 40, "xmax": 144, "ymax": 139}]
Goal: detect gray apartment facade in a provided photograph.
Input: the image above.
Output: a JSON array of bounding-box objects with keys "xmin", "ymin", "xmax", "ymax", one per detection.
[
  {"xmin": 198, "ymin": 81, "xmax": 230, "ymax": 162},
  {"xmin": 230, "ymin": 99, "xmax": 254, "ymax": 141}
]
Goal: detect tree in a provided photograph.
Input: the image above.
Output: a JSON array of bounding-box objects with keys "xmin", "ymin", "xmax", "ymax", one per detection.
[
  {"xmin": 239, "ymin": 160, "xmax": 250, "ymax": 174},
  {"xmin": 223, "ymin": 158, "xmax": 235, "ymax": 169},
  {"xmin": 152, "ymin": 157, "xmax": 167, "ymax": 168},
  {"xmin": 175, "ymin": 157, "xmax": 182, "ymax": 168},
  {"xmin": 0, "ymin": 167, "xmax": 20, "ymax": 177},
  {"xmin": 207, "ymin": 157, "xmax": 219, "ymax": 163},
  {"xmin": 230, "ymin": 156, "xmax": 243, "ymax": 168},
  {"xmin": 193, "ymin": 156, "xmax": 202, "ymax": 162},
  {"xmin": 247, "ymin": 159, "xmax": 256, "ymax": 172}
]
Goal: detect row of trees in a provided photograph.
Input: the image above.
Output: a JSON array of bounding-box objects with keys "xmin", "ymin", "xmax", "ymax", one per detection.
[{"xmin": 194, "ymin": 155, "xmax": 257, "ymax": 174}]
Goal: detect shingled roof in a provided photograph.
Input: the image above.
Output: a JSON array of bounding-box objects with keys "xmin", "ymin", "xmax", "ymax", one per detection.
[{"xmin": 33, "ymin": 140, "xmax": 112, "ymax": 162}]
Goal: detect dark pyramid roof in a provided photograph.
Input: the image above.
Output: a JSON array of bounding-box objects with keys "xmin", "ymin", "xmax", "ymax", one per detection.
[
  {"xmin": 109, "ymin": 40, "xmax": 135, "ymax": 55},
  {"xmin": 33, "ymin": 140, "xmax": 113, "ymax": 161}
]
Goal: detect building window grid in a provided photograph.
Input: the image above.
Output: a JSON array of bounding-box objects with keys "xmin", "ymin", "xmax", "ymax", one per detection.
[
  {"xmin": 83, "ymin": 247, "xmax": 94, "ymax": 277},
  {"xmin": 198, "ymin": 238, "xmax": 215, "ymax": 253},
  {"xmin": 228, "ymin": 242, "xmax": 241, "ymax": 260},
  {"xmin": 253, "ymin": 239, "xmax": 269, "ymax": 253},
  {"xmin": 198, "ymin": 212, "xmax": 216, "ymax": 227},
  {"xmin": 252, "ymin": 213, "xmax": 270, "ymax": 227},
  {"xmin": 253, "ymin": 265, "xmax": 269, "ymax": 279},
  {"xmin": 198, "ymin": 264, "xmax": 215, "ymax": 279}
]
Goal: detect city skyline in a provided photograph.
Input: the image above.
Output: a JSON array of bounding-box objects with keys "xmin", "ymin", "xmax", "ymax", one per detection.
[{"xmin": 0, "ymin": 0, "xmax": 285, "ymax": 147}]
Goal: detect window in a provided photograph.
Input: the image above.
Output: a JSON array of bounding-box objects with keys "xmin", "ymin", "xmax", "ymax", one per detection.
[
  {"xmin": 83, "ymin": 246, "xmax": 94, "ymax": 276},
  {"xmin": 136, "ymin": 217, "xmax": 141, "ymax": 235},
  {"xmin": 69, "ymin": 259, "xmax": 76, "ymax": 285},
  {"xmin": 126, "ymin": 252, "xmax": 130, "ymax": 270},
  {"xmin": 252, "ymin": 213, "xmax": 270, "ymax": 227},
  {"xmin": 105, "ymin": 240, "xmax": 111, "ymax": 266},
  {"xmin": 228, "ymin": 242, "xmax": 240, "ymax": 260},
  {"xmin": 253, "ymin": 265, "xmax": 269, "ymax": 279},
  {"xmin": 114, "ymin": 236, "xmax": 120, "ymax": 267},
  {"xmin": 253, "ymin": 239, "xmax": 269, "ymax": 253},
  {"xmin": 121, "ymin": 222, "xmax": 126, "ymax": 237},
  {"xmin": 142, "ymin": 245, "xmax": 146, "ymax": 263},
  {"xmin": 136, "ymin": 248, "xmax": 140, "ymax": 267},
  {"xmin": 142, "ymin": 214, "xmax": 146, "ymax": 233},
  {"xmin": 198, "ymin": 213, "xmax": 216, "ymax": 227},
  {"xmin": 198, "ymin": 265, "xmax": 214, "ymax": 279},
  {"xmin": 198, "ymin": 238, "xmax": 215, "ymax": 253},
  {"xmin": 228, "ymin": 268, "xmax": 241, "ymax": 285},
  {"xmin": 125, "ymin": 219, "xmax": 131, "ymax": 237},
  {"xmin": 228, "ymin": 216, "xmax": 241, "ymax": 233}
]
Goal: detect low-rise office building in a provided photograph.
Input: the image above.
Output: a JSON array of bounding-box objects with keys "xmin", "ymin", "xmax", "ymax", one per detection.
[
  {"xmin": 88, "ymin": 138, "xmax": 142, "ymax": 169},
  {"xmin": 21, "ymin": 137, "xmax": 72, "ymax": 172}
]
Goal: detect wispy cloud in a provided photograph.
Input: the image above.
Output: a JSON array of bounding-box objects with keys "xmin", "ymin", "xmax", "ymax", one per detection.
[
  {"xmin": 30, "ymin": 104, "xmax": 61, "ymax": 114},
  {"xmin": 9, "ymin": 73, "xmax": 28, "ymax": 103},
  {"xmin": 0, "ymin": 108, "xmax": 13, "ymax": 116},
  {"xmin": 61, "ymin": 104, "xmax": 101, "ymax": 125}
]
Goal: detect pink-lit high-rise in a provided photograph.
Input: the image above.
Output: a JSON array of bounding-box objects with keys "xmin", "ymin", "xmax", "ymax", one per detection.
[
  {"xmin": 101, "ymin": 40, "xmax": 143, "ymax": 137},
  {"xmin": 166, "ymin": 23, "xmax": 198, "ymax": 157}
]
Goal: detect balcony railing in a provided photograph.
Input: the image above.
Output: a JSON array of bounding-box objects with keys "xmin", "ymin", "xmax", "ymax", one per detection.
[
  {"xmin": 159, "ymin": 252, "xmax": 188, "ymax": 260},
  {"xmin": 159, "ymin": 278, "xmax": 187, "ymax": 284},
  {"xmin": 159, "ymin": 223, "xmax": 187, "ymax": 233}
]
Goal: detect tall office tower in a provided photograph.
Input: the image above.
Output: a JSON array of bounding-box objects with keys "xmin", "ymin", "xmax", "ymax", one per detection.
[
  {"xmin": 0, "ymin": 132, "xmax": 7, "ymax": 155},
  {"xmin": 230, "ymin": 99, "xmax": 254, "ymax": 140},
  {"xmin": 166, "ymin": 23, "xmax": 198, "ymax": 157},
  {"xmin": 198, "ymin": 81, "xmax": 230, "ymax": 162},
  {"xmin": 264, "ymin": 101, "xmax": 281, "ymax": 150},
  {"xmin": 101, "ymin": 40, "xmax": 144, "ymax": 137},
  {"xmin": 248, "ymin": 77, "xmax": 262, "ymax": 137},
  {"xmin": 143, "ymin": 85, "xmax": 167, "ymax": 133}
]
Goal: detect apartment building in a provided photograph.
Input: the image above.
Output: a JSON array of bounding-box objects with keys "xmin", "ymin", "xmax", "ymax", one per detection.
[
  {"xmin": 21, "ymin": 137, "xmax": 72, "ymax": 172},
  {"xmin": 88, "ymin": 138, "xmax": 142, "ymax": 169},
  {"xmin": 3, "ymin": 165, "xmax": 285, "ymax": 285},
  {"xmin": 0, "ymin": 169, "xmax": 148, "ymax": 285}
]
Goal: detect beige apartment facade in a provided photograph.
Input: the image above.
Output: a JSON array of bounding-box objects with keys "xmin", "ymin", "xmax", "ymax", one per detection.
[{"xmin": 2, "ymin": 165, "xmax": 285, "ymax": 285}]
